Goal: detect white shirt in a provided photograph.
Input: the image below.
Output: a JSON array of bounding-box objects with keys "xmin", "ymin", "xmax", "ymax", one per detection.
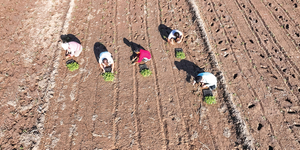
[
  {"xmin": 99, "ymin": 51, "xmax": 114, "ymax": 66},
  {"xmin": 197, "ymin": 72, "xmax": 217, "ymax": 87},
  {"xmin": 168, "ymin": 30, "xmax": 183, "ymax": 43}
]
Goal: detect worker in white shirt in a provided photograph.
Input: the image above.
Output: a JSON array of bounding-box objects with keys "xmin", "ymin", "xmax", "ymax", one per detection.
[
  {"xmin": 193, "ymin": 72, "xmax": 217, "ymax": 90},
  {"xmin": 167, "ymin": 29, "xmax": 183, "ymax": 45},
  {"xmin": 99, "ymin": 51, "xmax": 114, "ymax": 73}
]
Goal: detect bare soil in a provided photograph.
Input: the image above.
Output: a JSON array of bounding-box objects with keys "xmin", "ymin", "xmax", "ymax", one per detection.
[{"xmin": 1, "ymin": 0, "xmax": 300, "ymax": 149}]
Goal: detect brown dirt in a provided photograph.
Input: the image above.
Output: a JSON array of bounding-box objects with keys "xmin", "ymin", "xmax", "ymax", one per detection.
[{"xmin": 0, "ymin": 0, "xmax": 300, "ymax": 149}]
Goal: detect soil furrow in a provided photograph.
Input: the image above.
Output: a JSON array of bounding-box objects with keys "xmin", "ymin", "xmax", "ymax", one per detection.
[
  {"xmin": 206, "ymin": 0, "xmax": 286, "ymax": 148},
  {"xmin": 189, "ymin": 0, "xmax": 256, "ymax": 148},
  {"xmin": 242, "ymin": 0, "xmax": 300, "ymax": 96},
  {"xmin": 86, "ymin": 0, "xmax": 116, "ymax": 149},
  {"xmin": 216, "ymin": 0, "xmax": 300, "ymax": 148},
  {"xmin": 158, "ymin": 0, "xmax": 223, "ymax": 149},
  {"xmin": 219, "ymin": 0, "xmax": 300, "ymax": 148},
  {"xmin": 36, "ymin": 0, "xmax": 74, "ymax": 149},
  {"xmin": 205, "ymin": 0, "xmax": 281, "ymax": 148},
  {"xmin": 112, "ymin": 0, "xmax": 119, "ymax": 148},
  {"xmin": 113, "ymin": 0, "xmax": 140, "ymax": 149},
  {"xmin": 273, "ymin": 0, "xmax": 300, "ymax": 30},
  {"xmin": 131, "ymin": 1, "xmax": 143, "ymax": 149},
  {"xmin": 134, "ymin": 0, "xmax": 167, "ymax": 149},
  {"xmin": 255, "ymin": 0, "xmax": 300, "ymax": 75},
  {"xmin": 232, "ymin": 0, "xmax": 299, "ymax": 103},
  {"xmin": 147, "ymin": 0, "xmax": 192, "ymax": 149}
]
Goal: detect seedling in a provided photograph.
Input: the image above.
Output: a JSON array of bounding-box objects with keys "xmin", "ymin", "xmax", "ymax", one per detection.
[
  {"xmin": 176, "ymin": 51, "xmax": 186, "ymax": 59},
  {"xmin": 140, "ymin": 69, "xmax": 152, "ymax": 77},
  {"xmin": 102, "ymin": 72, "xmax": 115, "ymax": 81},
  {"xmin": 204, "ymin": 96, "xmax": 216, "ymax": 104},
  {"xmin": 66, "ymin": 60, "xmax": 79, "ymax": 72}
]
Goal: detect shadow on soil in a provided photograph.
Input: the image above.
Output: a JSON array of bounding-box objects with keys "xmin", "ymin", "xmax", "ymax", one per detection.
[
  {"xmin": 60, "ymin": 34, "xmax": 81, "ymax": 44},
  {"xmin": 174, "ymin": 60, "xmax": 204, "ymax": 82},
  {"xmin": 93, "ymin": 42, "xmax": 108, "ymax": 63},
  {"xmin": 123, "ymin": 38, "xmax": 145, "ymax": 60},
  {"xmin": 158, "ymin": 24, "xmax": 172, "ymax": 42}
]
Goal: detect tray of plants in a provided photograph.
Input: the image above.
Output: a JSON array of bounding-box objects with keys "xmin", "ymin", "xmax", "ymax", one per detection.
[
  {"xmin": 139, "ymin": 64, "xmax": 148, "ymax": 72},
  {"xmin": 175, "ymin": 48, "xmax": 186, "ymax": 59},
  {"xmin": 66, "ymin": 59, "xmax": 79, "ymax": 72},
  {"xmin": 139, "ymin": 64, "xmax": 152, "ymax": 77},
  {"xmin": 202, "ymin": 89, "xmax": 216, "ymax": 104},
  {"xmin": 104, "ymin": 66, "xmax": 112, "ymax": 72},
  {"xmin": 102, "ymin": 72, "xmax": 115, "ymax": 81},
  {"xmin": 202, "ymin": 89, "xmax": 213, "ymax": 97}
]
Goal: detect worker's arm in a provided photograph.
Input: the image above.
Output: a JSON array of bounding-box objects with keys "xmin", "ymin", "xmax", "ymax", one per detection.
[
  {"xmin": 178, "ymin": 33, "xmax": 184, "ymax": 43},
  {"xmin": 111, "ymin": 63, "xmax": 114, "ymax": 73},
  {"xmin": 99, "ymin": 63, "xmax": 105, "ymax": 73}
]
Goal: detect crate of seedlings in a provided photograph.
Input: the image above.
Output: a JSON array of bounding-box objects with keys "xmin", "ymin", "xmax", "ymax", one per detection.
[
  {"xmin": 102, "ymin": 72, "xmax": 115, "ymax": 82},
  {"xmin": 139, "ymin": 64, "xmax": 152, "ymax": 77},
  {"xmin": 202, "ymin": 89, "xmax": 216, "ymax": 104},
  {"xmin": 175, "ymin": 48, "xmax": 186, "ymax": 59},
  {"xmin": 66, "ymin": 59, "xmax": 79, "ymax": 72},
  {"xmin": 104, "ymin": 66, "xmax": 112, "ymax": 73}
]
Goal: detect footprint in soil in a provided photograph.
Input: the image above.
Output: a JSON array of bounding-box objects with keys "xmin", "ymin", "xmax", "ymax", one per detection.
[
  {"xmin": 257, "ymin": 123, "xmax": 263, "ymax": 131},
  {"xmin": 294, "ymin": 4, "xmax": 298, "ymax": 8},
  {"xmin": 268, "ymin": 3, "xmax": 272, "ymax": 7}
]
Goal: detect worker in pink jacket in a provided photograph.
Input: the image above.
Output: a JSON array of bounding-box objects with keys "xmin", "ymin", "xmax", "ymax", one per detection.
[
  {"xmin": 131, "ymin": 48, "xmax": 151, "ymax": 65},
  {"xmin": 61, "ymin": 41, "xmax": 82, "ymax": 58}
]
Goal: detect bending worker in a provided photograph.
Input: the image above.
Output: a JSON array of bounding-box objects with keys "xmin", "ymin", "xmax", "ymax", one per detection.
[
  {"xmin": 167, "ymin": 29, "xmax": 183, "ymax": 45},
  {"xmin": 61, "ymin": 41, "xmax": 82, "ymax": 58},
  {"xmin": 193, "ymin": 72, "xmax": 217, "ymax": 90},
  {"xmin": 131, "ymin": 48, "xmax": 151, "ymax": 65},
  {"xmin": 99, "ymin": 51, "xmax": 114, "ymax": 73}
]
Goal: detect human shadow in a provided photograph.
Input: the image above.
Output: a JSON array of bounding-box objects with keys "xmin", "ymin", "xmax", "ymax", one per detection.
[
  {"xmin": 123, "ymin": 38, "xmax": 145, "ymax": 60},
  {"xmin": 60, "ymin": 34, "xmax": 81, "ymax": 44},
  {"xmin": 93, "ymin": 42, "xmax": 108, "ymax": 63},
  {"xmin": 158, "ymin": 24, "xmax": 172, "ymax": 42},
  {"xmin": 174, "ymin": 60, "xmax": 204, "ymax": 82}
]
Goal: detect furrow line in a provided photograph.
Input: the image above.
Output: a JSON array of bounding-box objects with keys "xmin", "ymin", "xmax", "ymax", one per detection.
[
  {"xmin": 244, "ymin": 0, "xmax": 300, "ymax": 79},
  {"xmin": 258, "ymin": 0, "xmax": 300, "ymax": 101},
  {"xmin": 220, "ymin": 0, "xmax": 299, "ymax": 102},
  {"xmin": 157, "ymin": 0, "xmax": 191, "ymax": 147},
  {"xmin": 112, "ymin": 0, "xmax": 119, "ymax": 148},
  {"xmin": 206, "ymin": 0, "xmax": 270, "ymax": 148},
  {"xmin": 144, "ymin": 0, "xmax": 168, "ymax": 149},
  {"xmin": 207, "ymin": 1, "xmax": 286, "ymax": 148},
  {"xmin": 234, "ymin": 0, "xmax": 299, "ymax": 100},
  {"xmin": 91, "ymin": 1, "xmax": 103, "ymax": 144},
  {"xmin": 69, "ymin": 10, "xmax": 93, "ymax": 149},
  {"xmin": 38, "ymin": 0, "xmax": 73, "ymax": 148},
  {"xmin": 260, "ymin": 0, "xmax": 300, "ymax": 64},
  {"xmin": 129, "ymin": 1, "xmax": 142, "ymax": 149},
  {"xmin": 187, "ymin": 0, "xmax": 254, "ymax": 148},
  {"xmin": 233, "ymin": 0, "xmax": 300, "ymax": 148},
  {"xmin": 272, "ymin": 0, "xmax": 300, "ymax": 33},
  {"xmin": 273, "ymin": 0, "xmax": 300, "ymax": 31},
  {"xmin": 220, "ymin": 0, "xmax": 300, "ymax": 147}
]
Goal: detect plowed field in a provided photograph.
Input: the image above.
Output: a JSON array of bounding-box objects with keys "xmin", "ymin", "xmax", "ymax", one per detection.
[{"xmin": 1, "ymin": 0, "xmax": 300, "ymax": 149}]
